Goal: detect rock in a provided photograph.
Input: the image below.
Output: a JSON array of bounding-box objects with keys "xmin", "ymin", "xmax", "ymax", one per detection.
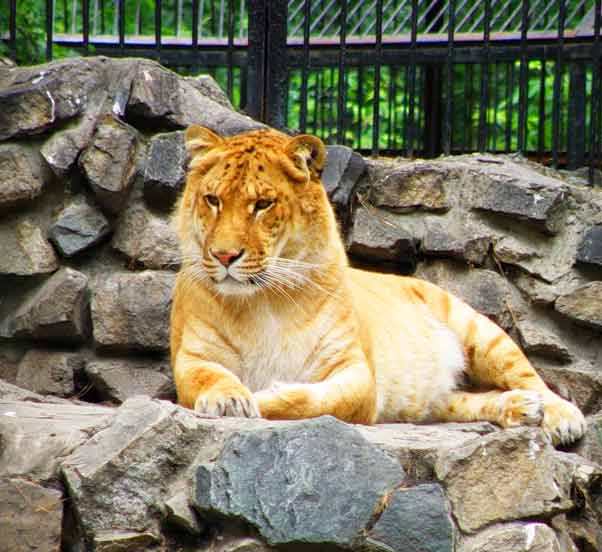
[
  {"xmin": 61, "ymin": 397, "xmax": 212, "ymax": 541},
  {"xmin": 93, "ymin": 530, "xmax": 159, "ymax": 552},
  {"xmin": 573, "ymin": 413, "xmax": 602, "ymax": 467},
  {"xmin": 84, "ymin": 358, "xmax": 174, "ymax": 403},
  {"xmin": 322, "ymin": 145, "xmax": 366, "ymax": 231},
  {"xmin": 516, "ymin": 319, "xmax": 571, "ymax": 362},
  {"xmin": 422, "ymin": 220, "xmax": 491, "ymax": 265},
  {"xmin": 91, "ymin": 271, "xmax": 175, "ymax": 352},
  {"xmin": 0, "ymin": 478, "xmax": 64, "ymax": 552},
  {"xmin": 458, "ymin": 522, "xmax": 561, "ymax": 552},
  {"xmin": 143, "ymin": 131, "xmax": 188, "ymax": 207},
  {"xmin": 48, "ymin": 196, "xmax": 111, "ymax": 257},
  {"xmin": 494, "ymin": 235, "xmax": 540, "ymax": 265},
  {"xmin": 7, "ymin": 268, "xmax": 89, "ymax": 341},
  {"xmin": 555, "ymin": 282, "xmax": 602, "ymax": 331},
  {"xmin": 0, "ymin": 219, "xmax": 59, "ymax": 276},
  {"xmin": 112, "ymin": 202, "xmax": 180, "ymax": 269},
  {"xmin": 79, "ymin": 116, "xmax": 139, "ymax": 213},
  {"xmin": 194, "ymin": 416, "xmax": 406, "ymax": 548},
  {"xmin": 164, "ymin": 491, "xmax": 202, "ymax": 534},
  {"xmin": 0, "ymin": 75, "xmax": 84, "ymax": 140},
  {"xmin": 348, "ymin": 206, "xmax": 418, "ymax": 268},
  {"xmin": 365, "ymin": 484, "xmax": 454, "ymax": 552},
  {"xmin": 368, "ymin": 162, "xmax": 450, "ymax": 213},
  {"xmin": 185, "ymin": 74, "xmax": 233, "ymax": 109},
  {"xmin": 15, "ymin": 349, "xmax": 82, "ymax": 397},
  {"xmin": 577, "ymin": 226, "xmax": 602, "ymax": 267},
  {"xmin": 0, "ymin": 144, "xmax": 45, "ymax": 210},
  {"xmin": 0, "ymin": 399, "xmax": 114, "ymax": 479},
  {"xmin": 0, "ymin": 351, "xmax": 19, "ymax": 384},
  {"xmin": 434, "ymin": 428, "xmax": 573, "ymax": 533},
  {"xmin": 415, "ymin": 260, "xmax": 514, "ymax": 329}
]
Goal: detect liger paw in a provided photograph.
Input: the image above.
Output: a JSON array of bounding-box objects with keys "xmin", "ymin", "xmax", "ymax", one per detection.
[
  {"xmin": 541, "ymin": 395, "xmax": 586, "ymax": 446},
  {"xmin": 194, "ymin": 386, "xmax": 260, "ymax": 418},
  {"xmin": 496, "ymin": 390, "xmax": 544, "ymax": 428}
]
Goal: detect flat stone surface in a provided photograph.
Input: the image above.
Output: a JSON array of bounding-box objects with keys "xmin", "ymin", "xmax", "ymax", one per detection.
[
  {"xmin": 15, "ymin": 349, "xmax": 82, "ymax": 398},
  {"xmin": 79, "ymin": 116, "xmax": 139, "ymax": 213},
  {"xmin": 143, "ymin": 131, "xmax": 188, "ymax": 207},
  {"xmin": 48, "ymin": 196, "xmax": 111, "ymax": 257},
  {"xmin": 112, "ymin": 202, "xmax": 180, "ymax": 269},
  {"xmin": 93, "ymin": 530, "xmax": 159, "ymax": 552},
  {"xmin": 7, "ymin": 267, "xmax": 89, "ymax": 341},
  {"xmin": 0, "ymin": 399, "xmax": 114, "ymax": 479},
  {"xmin": 84, "ymin": 357, "xmax": 174, "ymax": 403},
  {"xmin": 0, "ymin": 144, "xmax": 45, "ymax": 210},
  {"xmin": 0, "ymin": 219, "xmax": 59, "ymax": 276},
  {"xmin": 458, "ymin": 522, "xmax": 561, "ymax": 552},
  {"xmin": 195, "ymin": 416, "xmax": 406, "ymax": 548},
  {"xmin": 185, "ymin": 74, "xmax": 233, "ymax": 109},
  {"xmin": 0, "ymin": 478, "xmax": 64, "ymax": 552},
  {"xmin": 91, "ymin": 270, "xmax": 175, "ymax": 352},
  {"xmin": 555, "ymin": 282, "xmax": 602, "ymax": 331},
  {"xmin": 516, "ymin": 319, "xmax": 571, "ymax": 363},
  {"xmin": 577, "ymin": 226, "xmax": 602, "ymax": 267},
  {"xmin": 422, "ymin": 220, "xmax": 491, "ymax": 265},
  {"xmin": 434, "ymin": 428, "xmax": 573, "ymax": 533},
  {"xmin": 366, "ymin": 484, "xmax": 454, "ymax": 552}
]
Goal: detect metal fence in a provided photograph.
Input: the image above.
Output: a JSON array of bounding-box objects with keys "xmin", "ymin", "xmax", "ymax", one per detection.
[{"xmin": 1, "ymin": 1, "xmax": 601, "ymax": 181}]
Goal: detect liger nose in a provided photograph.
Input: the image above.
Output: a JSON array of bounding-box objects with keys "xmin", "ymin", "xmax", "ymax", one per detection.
[{"xmin": 211, "ymin": 248, "xmax": 245, "ymax": 267}]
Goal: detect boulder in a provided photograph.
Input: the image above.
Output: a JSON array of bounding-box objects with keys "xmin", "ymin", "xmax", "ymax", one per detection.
[
  {"xmin": 91, "ymin": 270, "xmax": 175, "ymax": 352},
  {"xmin": 84, "ymin": 357, "xmax": 174, "ymax": 403},
  {"xmin": 577, "ymin": 226, "xmax": 602, "ymax": 267},
  {"xmin": 185, "ymin": 74, "xmax": 233, "ymax": 109},
  {"xmin": 0, "ymin": 144, "xmax": 45, "ymax": 210},
  {"xmin": 555, "ymin": 282, "xmax": 602, "ymax": 331},
  {"xmin": 48, "ymin": 196, "xmax": 111, "ymax": 257},
  {"xmin": 143, "ymin": 130, "xmax": 188, "ymax": 207},
  {"xmin": 112, "ymin": 202, "xmax": 180, "ymax": 269},
  {"xmin": 458, "ymin": 522, "xmax": 561, "ymax": 552},
  {"xmin": 15, "ymin": 349, "xmax": 82, "ymax": 398},
  {"xmin": 0, "ymin": 478, "xmax": 64, "ymax": 552},
  {"xmin": 0, "ymin": 219, "xmax": 58, "ymax": 276},
  {"xmin": 7, "ymin": 267, "xmax": 89, "ymax": 341},
  {"xmin": 516, "ymin": 319, "xmax": 571, "ymax": 363},
  {"xmin": 41, "ymin": 117, "xmax": 95, "ymax": 177},
  {"xmin": 79, "ymin": 116, "xmax": 140, "ymax": 213}
]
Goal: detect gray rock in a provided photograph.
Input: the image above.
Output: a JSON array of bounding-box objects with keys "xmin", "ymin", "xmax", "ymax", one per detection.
[
  {"xmin": 15, "ymin": 349, "xmax": 82, "ymax": 398},
  {"xmin": 434, "ymin": 428, "xmax": 573, "ymax": 533},
  {"xmin": 494, "ymin": 235, "xmax": 541, "ymax": 265},
  {"xmin": 322, "ymin": 145, "xmax": 366, "ymax": 231},
  {"xmin": 368, "ymin": 162, "xmax": 450, "ymax": 213},
  {"xmin": 0, "ymin": 399, "xmax": 114, "ymax": 479},
  {"xmin": 112, "ymin": 202, "xmax": 180, "ymax": 269},
  {"xmin": 164, "ymin": 491, "xmax": 203, "ymax": 534},
  {"xmin": 194, "ymin": 416, "xmax": 406, "ymax": 548},
  {"xmin": 573, "ymin": 413, "xmax": 602, "ymax": 467},
  {"xmin": 555, "ymin": 282, "xmax": 602, "ymax": 331},
  {"xmin": 577, "ymin": 226, "xmax": 602, "ymax": 267},
  {"xmin": 7, "ymin": 268, "xmax": 89, "ymax": 341},
  {"xmin": 185, "ymin": 74, "xmax": 233, "ymax": 109},
  {"xmin": 143, "ymin": 131, "xmax": 188, "ymax": 207},
  {"xmin": 0, "ymin": 219, "xmax": 58, "ymax": 276},
  {"xmin": 84, "ymin": 358, "xmax": 174, "ymax": 403},
  {"xmin": 458, "ymin": 522, "xmax": 561, "ymax": 552},
  {"xmin": 348, "ymin": 206, "xmax": 418, "ymax": 267},
  {"xmin": 79, "ymin": 116, "xmax": 139, "ymax": 213},
  {"xmin": 0, "ymin": 75, "xmax": 84, "ymax": 140},
  {"xmin": 93, "ymin": 530, "xmax": 160, "ymax": 552},
  {"xmin": 0, "ymin": 478, "xmax": 64, "ymax": 552},
  {"xmin": 91, "ymin": 270, "xmax": 175, "ymax": 352},
  {"xmin": 48, "ymin": 197, "xmax": 111, "ymax": 257},
  {"xmin": 422, "ymin": 220, "xmax": 491, "ymax": 265},
  {"xmin": 0, "ymin": 144, "xmax": 45, "ymax": 210},
  {"xmin": 365, "ymin": 484, "xmax": 454, "ymax": 552},
  {"xmin": 516, "ymin": 319, "xmax": 571, "ymax": 363},
  {"xmin": 61, "ymin": 397, "xmax": 213, "ymax": 541},
  {"xmin": 41, "ymin": 117, "xmax": 95, "ymax": 177}
]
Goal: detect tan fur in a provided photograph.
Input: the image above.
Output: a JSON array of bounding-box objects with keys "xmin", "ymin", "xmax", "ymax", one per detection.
[{"xmin": 170, "ymin": 126, "xmax": 586, "ymax": 445}]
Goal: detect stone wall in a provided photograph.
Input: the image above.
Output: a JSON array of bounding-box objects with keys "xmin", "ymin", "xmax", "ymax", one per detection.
[{"xmin": 1, "ymin": 57, "xmax": 602, "ymax": 551}]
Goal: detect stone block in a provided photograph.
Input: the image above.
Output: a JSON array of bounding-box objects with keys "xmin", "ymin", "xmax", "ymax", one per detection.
[
  {"xmin": 555, "ymin": 282, "xmax": 602, "ymax": 332},
  {"xmin": 458, "ymin": 522, "xmax": 561, "ymax": 552},
  {"xmin": 0, "ymin": 144, "xmax": 45, "ymax": 210},
  {"xmin": 15, "ymin": 349, "xmax": 82, "ymax": 398},
  {"xmin": 577, "ymin": 226, "xmax": 602, "ymax": 267},
  {"xmin": 0, "ymin": 219, "xmax": 58, "ymax": 276}
]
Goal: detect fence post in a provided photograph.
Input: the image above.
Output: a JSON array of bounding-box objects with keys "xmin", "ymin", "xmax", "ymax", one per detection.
[
  {"xmin": 568, "ymin": 61, "xmax": 586, "ymax": 169},
  {"xmin": 246, "ymin": 0, "xmax": 288, "ymax": 128}
]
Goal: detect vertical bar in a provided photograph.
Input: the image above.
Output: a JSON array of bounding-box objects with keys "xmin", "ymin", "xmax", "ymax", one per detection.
[
  {"xmin": 568, "ymin": 62, "xmax": 586, "ymax": 169},
  {"xmin": 299, "ymin": 0, "xmax": 311, "ymax": 133},
  {"xmin": 589, "ymin": 0, "xmax": 601, "ymax": 184},
  {"xmin": 387, "ymin": 68, "xmax": 394, "ymax": 150},
  {"xmin": 492, "ymin": 63, "xmax": 499, "ymax": 151},
  {"xmin": 154, "ymin": 0, "xmax": 162, "ymax": 60},
  {"xmin": 372, "ymin": 0, "xmax": 384, "ymax": 155},
  {"xmin": 506, "ymin": 63, "xmax": 514, "ymax": 152},
  {"xmin": 9, "ymin": 0, "xmax": 17, "ymax": 61},
  {"xmin": 264, "ymin": 0, "xmax": 288, "ymax": 128},
  {"xmin": 478, "ymin": 0, "xmax": 491, "ymax": 152},
  {"xmin": 46, "ymin": 0, "xmax": 54, "ymax": 61},
  {"xmin": 227, "ymin": 0, "xmax": 235, "ymax": 101},
  {"xmin": 81, "ymin": 0, "xmax": 89, "ymax": 54},
  {"xmin": 407, "ymin": 0, "xmax": 418, "ymax": 157},
  {"xmin": 517, "ymin": 0, "xmax": 529, "ymax": 154},
  {"xmin": 463, "ymin": 64, "xmax": 471, "ymax": 151},
  {"xmin": 423, "ymin": 0, "xmax": 444, "ymax": 157},
  {"xmin": 118, "ymin": 0, "xmax": 125, "ymax": 54},
  {"xmin": 192, "ymin": 0, "xmax": 199, "ymax": 72},
  {"xmin": 336, "ymin": 0, "xmax": 348, "ymax": 144},
  {"xmin": 537, "ymin": 60, "xmax": 546, "ymax": 162},
  {"xmin": 552, "ymin": 0, "xmax": 565, "ymax": 168},
  {"xmin": 313, "ymin": 71, "xmax": 321, "ymax": 135},
  {"xmin": 444, "ymin": 0, "xmax": 455, "ymax": 155},
  {"xmin": 357, "ymin": 65, "xmax": 364, "ymax": 149}
]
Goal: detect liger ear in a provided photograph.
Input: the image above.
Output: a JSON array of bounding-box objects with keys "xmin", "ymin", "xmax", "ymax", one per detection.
[
  {"xmin": 185, "ymin": 125, "xmax": 224, "ymax": 156},
  {"xmin": 282, "ymin": 134, "xmax": 326, "ymax": 182}
]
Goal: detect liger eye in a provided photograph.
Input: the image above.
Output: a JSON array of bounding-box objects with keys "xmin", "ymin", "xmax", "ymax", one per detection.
[
  {"xmin": 254, "ymin": 199, "xmax": 274, "ymax": 212},
  {"xmin": 204, "ymin": 194, "xmax": 220, "ymax": 208}
]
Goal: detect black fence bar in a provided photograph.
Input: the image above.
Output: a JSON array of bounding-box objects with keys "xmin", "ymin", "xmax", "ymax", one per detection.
[
  {"xmin": 568, "ymin": 62, "xmax": 586, "ymax": 169},
  {"xmin": 154, "ymin": 0, "xmax": 162, "ymax": 60},
  {"xmin": 118, "ymin": 0, "xmax": 125, "ymax": 54},
  {"xmin": 82, "ymin": 0, "xmax": 89, "ymax": 55},
  {"xmin": 478, "ymin": 0, "xmax": 491, "ymax": 152},
  {"xmin": 336, "ymin": 0, "xmax": 348, "ymax": 145},
  {"xmin": 552, "ymin": 0, "xmax": 566, "ymax": 168},
  {"xmin": 590, "ymin": 0, "xmax": 602, "ymax": 183},
  {"xmin": 9, "ymin": 0, "xmax": 16, "ymax": 60},
  {"xmin": 444, "ymin": 0, "xmax": 456, "ymax": 155},
  {"xmin": 299, "ymin": 0, "xmax": 311, "ymax": 133},
  {"xmin": 407, "ymin": 0, "xmax": 418, "ymax": 158},
  {"xmin": 46, "ymin": 0, "xmax": 53, "ymax": 61},
  {"xmin": 371, "ymin": 0, "xmax": 384, "ymax": 156},
  {"xmin": 538, "ymin": 60, "xmax": 546, "ymax": 161},
  {"xmin": 227, "ymin": 0, "xmax": 234, "ymax": 100},
  {"xmin": 517, "ymin": 0, "xmax": 529, "ymax": 154}
]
